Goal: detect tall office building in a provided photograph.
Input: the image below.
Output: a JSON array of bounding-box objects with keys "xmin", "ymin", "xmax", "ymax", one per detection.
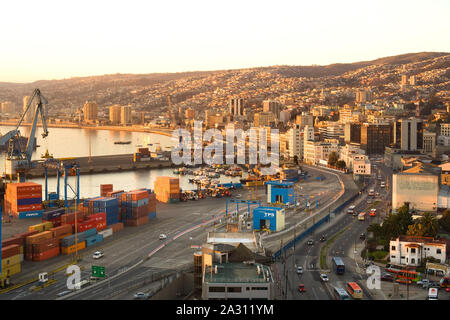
[
  {"xmin": 344, "ymin": 123, "xmax": 361, "ymax": 144},
  {"xmin": 109, "ymin": 105, "xmax": 121, "ymax": 124},
  {"xmin": 229, "ymin": 98, "xmax": 244, "ymax": 116},
  {"xmin": 262, "ymin": 100, "xmax": 281, "ymax": 119},
  {"xmin": 121, "ymin": 106, "xmax": 132, "ymax": 125},
  {"xmin": 295, "ymin": 113, "xmax": 314, "ymax": 128},
  {"xmin": 423, "ymin": 131, "xmax": 436, "ymax": 154},
  {"xmin": 185, "ymin": 108, "xmax": 195, "ymax": 120},
  {"xmin": 254, "ymin": 112, "xmax": 275, "ymax": 127},
  {"xmin": 83, "ymin": 101, "xmax": 98, "ymax": 122},
  {"xmin": 360, "ymin": 123, "xmax": 392, "ymax": 155},
  {"xmin": 355, "ymin": 89, "xmax": 373, "ymax": 103},
  {"xmin": 286, "ymin": 124, "xmax": 303, "ymax": 160},
  {"xmin": 393, "ymin": 118, "xmax": 424, "ymax": 151},
  {"xmin": 279, "ymin": 110, "xmax": 291, "ymax": 123}
]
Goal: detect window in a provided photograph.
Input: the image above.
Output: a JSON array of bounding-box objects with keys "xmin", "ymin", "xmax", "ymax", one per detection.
[
  {"xmin": 391, "ymin": 246, "xmax": 396, "ymax": 251},
  {"xmin": 411, "ymin": 258, "xmax": 415, "ymax": 264},
  {"xmin": 227, "ymin": 287, "xmax": 242, "ymax": 293},
  {"xmin": 437, "ymin": 249, "xmax": 442, "ymax": 254},
  {"xmin": 411, "ymin": 248, "xmax": 416, "ymax": 254},
  {"xmin": 209, "ymin": 286, "xmax": 225, "ymax": 293},
  {"xmin": 251, "ymin": 287, "xmax": 268, "ymax": 291}
]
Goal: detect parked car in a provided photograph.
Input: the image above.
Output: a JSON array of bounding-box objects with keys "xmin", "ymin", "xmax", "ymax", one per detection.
[
  {"xmin": 320, "ymin": 235, "xmax": 326, "ymax": 242},
  {"xmin": 134, "ymin": 292, "xmax": 149, "ymax": 300},
  {"xmin": 359, "ymin": 233, "xmax": 366, "ymax": 240},
  {"xmin": 298, "ymin": 284, "xmax": 306, "ymax": 292},
  {"xmin": 307, "ymin": 239, "xmax": 314, "ymax": 245},
  {"xmin": 297, "ymin": 266, "xmax": 303, "ymax": 274},
  {"xmin": 417, "ymin": 279, "xmax": 430, "ymax": 286},
  {"xmin": 320, "ymin": 274, "xmax": 329, "ymax": 282},
  {"xmin": 92, "ymin": 251, "xmax": 104, "ymax": 259}
]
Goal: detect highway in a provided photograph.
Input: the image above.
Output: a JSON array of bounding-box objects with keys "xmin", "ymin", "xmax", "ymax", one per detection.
[{"xmin": 277, "ymin": 158, "xmax": 392, "ymax": 300}]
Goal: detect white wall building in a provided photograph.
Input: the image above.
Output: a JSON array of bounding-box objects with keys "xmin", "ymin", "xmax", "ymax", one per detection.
[{"xmin": 390, "ymin": 235, "xmax": 447, "ymax": 267}]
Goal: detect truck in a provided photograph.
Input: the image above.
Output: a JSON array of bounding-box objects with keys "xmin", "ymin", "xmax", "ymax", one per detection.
[{"xmin": 428, "ymin": 287, "xmax": 438, "ymax": 300}]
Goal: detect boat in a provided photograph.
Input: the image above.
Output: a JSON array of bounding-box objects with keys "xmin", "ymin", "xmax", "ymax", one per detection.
[{"xmin": 114, "ymin": 141, "xmax": 131, "ymax": 144}]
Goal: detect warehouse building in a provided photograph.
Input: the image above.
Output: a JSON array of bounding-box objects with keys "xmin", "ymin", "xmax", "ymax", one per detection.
[
  {"xmin": 266, "ymin": 181, "xmax": 295, "ymax": 204},
  {"xmin": 252, "ymin": 207, "xmax": 285, "ymax": 232}
]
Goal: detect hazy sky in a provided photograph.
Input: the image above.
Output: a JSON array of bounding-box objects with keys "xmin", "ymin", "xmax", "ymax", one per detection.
[{"xmin": 1, "ymin": 0, "xmax": 449, "ymax": 83}]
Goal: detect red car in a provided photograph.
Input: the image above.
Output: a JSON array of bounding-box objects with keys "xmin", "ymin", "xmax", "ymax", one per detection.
[{"xmin": 298, "ymin": 284, "xmax": 306, "ymax": 292}]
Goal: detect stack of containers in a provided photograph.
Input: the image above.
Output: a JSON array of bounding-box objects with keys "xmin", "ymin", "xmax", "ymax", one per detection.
[
  {"xmin": 60, "ymin": 228, "xmax": 96, "ymax": 255},
  {"xmin": 154, "ymin": 177, "xmax": 180, "ymax": 203},
  {"xmin": 28, "ymin": 221, "xmax": 53, "ymax": 233},
  {"xmin": 134, "ymin": 148, "xmax": 151, "ymax": 162},
  {"xmin": 42, "ymin": 208, "xmax": 66, "ymax": 227},
  {"xmin": 76, "ymin": 212, "xmax": 107, "ymax": 232},
  {"xmin": 4, "ymin": 182, "xmax": 43, "ymax": 218},
  {"xmin": 100, "ymin": 184, "xmax": 113, "ymax": 197},
  {"xmin": 86, "ymin": 197, "xmax": 102, "ymax": 215},
  {"xmin": 92, "ymin": 197, "xmax": 119, "ymax": 226},
  {"xmin": 85, "ymin": 233, "xmax": 103, "ymax": 247},
  {"xmin": 49, "ymin": 224, "xmax": 73, "ymax": 242},
  {"xmin": 25, "ymin": 231, "xmax": 53, "ymax": 261},
  {"xmin": 60, "ymin": 212, "xmax": 84, "ymax": 228},
  {"xmin": 106, "ymin": 190, "xmax": 124, "ymax": 206},
  {"xmin": 148, "ymin": 193, "xmax": 157, "ymax": 220},
  {"xmin": 32, "ymin": 237, "xmax": 59, "ymax": 261},
  {"xmin": 1, "ymin": 245, "xmax": 21, "ymax": 277},
  {"xmin": 121, "ymin": 190, "xmax": 150, "ymax": 226},
  {"xmin": 3, "ymin": 231, "xmax": 38, "ymax": 262},
  {"xmin": 109, "ymin": 222, "xmax": 124, "ymax": 233}
]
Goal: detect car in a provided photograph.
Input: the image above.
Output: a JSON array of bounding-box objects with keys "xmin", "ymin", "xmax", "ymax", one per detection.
[
  {"xmin": 381, "ymin": 273, "xmax": 394, "ymax": 282},
  {"xmin": 134, "ymin": 292, "xmax": 149, "ymax": 300},
  {"xmin": 320, "ymin": 274, "xmax": 329, "ymax": 282},
  {"xmin": 307, "ymin": 239, "xmax": 314, "ymax": 245},
  {"xmin": 297, "ymin": 266, "xmax": 303, "ymax": 274},
  {"xmin": 56, "ymin": 290, "xmax": 71, "ymax": 297},
  {"xmin": 159, "ymin": 234, "xmax": 167, "ymax": 240},
  {"xmin": 298, "ymin": 284, "xmax": 306, "ymax": 292},
  {"xmin": 92, "ymin": 251, "xmax": 104, "ymax": 259},
  {"xmin": 359, "ymin": 233, "xmax": 366, "ymax": 240},
  {"xmin": 417, "ymin": 279, "xmax": 430, "ymax": 286},
  {"xmin": 375, "ymin": 192, "xmax": 380, "ymax": 197},
  {"xmin": 446, "ymin": 287, "xmax": 450, "ymax": 293},
  {"xmin": 367, "ymin": 198, "xmax": 373, "ymax": 204},
  {"xmin": 319, "ymin": 235, "xmax": 326, "ymax": 242}
]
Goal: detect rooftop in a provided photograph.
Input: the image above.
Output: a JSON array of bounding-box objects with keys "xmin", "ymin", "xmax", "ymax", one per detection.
[{"xmin": 204, "ymin": 262, "xmax": 273, "ymax": 284}]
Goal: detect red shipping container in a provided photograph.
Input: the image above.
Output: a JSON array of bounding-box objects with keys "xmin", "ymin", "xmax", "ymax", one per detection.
[
  {"xmin": 32, "ymin": 238, "xmax": 59, "ymax": 254},
  {"xmin": 110, "ymin": 222, "xmax": 124, "ymax": 233},
  {"xmin": 2, "ymin": 236, "xmax": 24, "ymax": 248},
  {"xmin": 89, "ymin": 212, "xmax": 106, "ymax": 222},
  {"xmin": 1, "ymin": 244, "xmax": 20, "ymax": 259},
  {"xmin": 95, "ymin": 221, "xmax": 107, "ymax": 231},
  {"xmin": 50, "ymin": 224, "xmax": 73, "ymax": 238},
  {"xmin": 25, "ymin": 252, "xmax": 33, "ymax": 261},
  {"xmin": 25, "ymin": 231, "xmax": 53, "ymax": 245},
  {"xmin": 32, "ymin": 246, "xmax": 60, "ymax": 261},
  {"xmin": 61, "ymin": 212, "xmax": 84, "ymax": 224},
  {"xmin": 125, "ymin": 215, "xmax": 149, "ymax": 227},
  {"xmin": 76, "ymin": 220, "xmax": 96, "ymax": 233}
]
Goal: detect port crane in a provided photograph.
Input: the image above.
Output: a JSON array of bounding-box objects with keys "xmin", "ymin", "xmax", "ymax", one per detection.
[{"xmin": 5, "ymin": 89, "xmax": 49, "ymax": 182}]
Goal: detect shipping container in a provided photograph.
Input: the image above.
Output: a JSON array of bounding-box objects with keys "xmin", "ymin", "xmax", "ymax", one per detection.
[
  {"xmin": 1, "ymin": 263, "xmax": 21, "ymax": 277},
  {"xmin": 98, "ymin": 228, "xmax": 113, "ymax": 238},
  {"xmin": 110, "ymin": 222, "xmax": 124, "ymax": 233},
  {"xmin": 32, "ymin": 246, "xmax": 60, "ymax": 261},
  {"xmin": 61, "ymin": 241, "xmax": 86, "ymax": 255},
  {"xmin": 1, "ymin": 244, "xmax": 21, "ymax": 259},
  {"xmin": 148, "ymin": 212, "xmax": 156, "ymax": 220},
  {"xmin": 42, "ymin": 208, "xmax": 65, "ymax": 221},
  {"xmin": 25, "ymin": 231, "xmax": 53, "ymax": 245},
  {"xmin": 85, "ymin": 234, "xmax": 103, "ymax": 247},
  {"xmin": 1, "ymin": 254, "xmax": 21, "ymax": 269},
  {"xmin": 125, "ymin": 215, "xmax": 149, "ymax": 227},
  {"xmin": 50, "ymin": 224, "xmax": 73, "ymax": 238},
  {"xmin": 32, "ymin": 238, "xmax": 59, "ymax": 254}
]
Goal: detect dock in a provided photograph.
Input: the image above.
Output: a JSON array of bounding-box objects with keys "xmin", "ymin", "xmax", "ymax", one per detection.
[{"xmin": 25, "ymin": 154, "xmax": 175, "ymax": 178}]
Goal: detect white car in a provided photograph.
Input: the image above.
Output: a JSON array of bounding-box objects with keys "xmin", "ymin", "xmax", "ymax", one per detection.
[
  {"xmin": 320, "ymin": 274, "xmax": 329, "ymax": 282},
  {"xmin": 297, "ymin": 267, "xmax": 303, "ymax": 274},
  {"xmin": 92, "ymin": 251, "xmax": 104, "ymax": 259},
  {"xmin": 159, "ymin": 234, "xmax": 167, "ymax": 240}
]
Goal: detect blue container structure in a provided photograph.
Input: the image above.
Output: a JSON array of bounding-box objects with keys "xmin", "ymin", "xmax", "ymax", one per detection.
[
  {"xmin": 85, "ymin": 234, "xmax": 103, "ymax": 247},
  {"xmin": 148, "ymin": 212, "xmax": 156, "ymax": 220},
  {"xmin": 92, "ymin": 197, "xmax": 120, "ymax": 226},
  {"xmin": 265, "ymin": 181, "xmax": 295, "ymax": 205},
  {"xmin": 42, "ymin": 208, "xmax": 65, "ymax": 221},
  {"xmin": 18, "ymin": 210, "xmax": 44, "ymax": 219},
  {"xmin": 61, "ymin": 228, "xmax": 97, "ymax": 247},
  {"xmin": 252, "ymin": 206, "xmax": 285, "ymax": 232}
]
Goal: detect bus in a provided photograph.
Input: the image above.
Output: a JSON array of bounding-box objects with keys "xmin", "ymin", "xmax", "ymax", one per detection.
[
  {"xmin": 369, "ymin": 209, "xmax": 376, "ymax": 217},
  {"xmin": 346, "ymin": 282, "xmax": 363, "ymax": 299},
  {"xmin": 358, "ymin": 212, "xmax": 366, "ymax": 221},
  {"xmin": 392, "ymin": 270, "xmax": 421, "ymax": 284},
  {"xmin": 333, "ymin": 287, "xmax": 351, "ymax": 300},
  {"xmin": 440, "ymin": 277, "xmax": 450, "ymax": 288},
  {"xmin": 332, "ymin": 257, "xmax": 345, "ymax": 275},
  {"xmin": 347, "ymin": 205, "xmax": 356, "ymax": 215}
]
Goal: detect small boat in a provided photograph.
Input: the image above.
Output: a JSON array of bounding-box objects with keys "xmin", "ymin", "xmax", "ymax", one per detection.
[{"xmin": 114, "ymin": 141, "xmax": 131, "ymax": 144}]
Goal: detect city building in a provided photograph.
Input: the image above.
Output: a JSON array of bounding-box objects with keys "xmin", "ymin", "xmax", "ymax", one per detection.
[
  {"xmin": 441, "ymin": 124, "xmax": 450, "ymax": 137},
  {"xmin": 109, "ymin": 105, "xmax": 121, "ymax": 124},
  {"xmin": 355, "ymin": 89, "xmax": 373, "ymax": 103},
  {"xmin": 295, "ymin": 113, "xmax": 314, "ymax": 128},
  {"xmin": 23, "ymin": 96, "xmax": 34, "ymax": 122},
  {"xmin": 121, "ymin": 106, "xmax": 132, "ymax": 125},
  {"xmin": 440, "ymin": 162, "xmax": 450, "ymax": 186},
  {"xmin": 185, "ymin": 107, "xmax": 195, "ymax": 119},
  {"xmin": 254, "ymin": 112, "xmax": 275, "ymax": 127},
  {"xmin": 1, "ymin": 101, "xmax": 15, "ymax": 114},
  {"xmin": 83, "ymin": 101, "xmax": 98, "ymax": 123},
  {"xmin": 344, "ymin": 123, "xmax": 362, "ymax": 144},
  {"xmin": 303, "ymin": 140, "xmax": 339, "ymax": 166},
  {"xmin": 360, "ymin": 123, "xmax": 392, "ymax": 155},
  {"xmin": 279, "ymin": 110, "xmax": 291, "ymax": 123},
  {"xmin": 262, "ymin": 100, "xmax": 281, "ymax": 119},
  {"xmin": 229, "ymin": 98, "xmax": 244, "ymax": 116},
  {"xmin": 423, "ymin": 131, "xmax": 436, "ymax": 154},
  {"xmin": 393, "ymin": 118, "xmax": 424, "ymax": 151},
  {"xmin": 390, "ymin": 235, "xmax": 446, "ymax": 267},
  {"xmin": 286, "ymin": 124, "xmax": 303, "ymax": 160},
  {"xmin": 352, "ymin": 155, "xmax": 371, "ymax": 176},
  {"xmin": 392, "ymin": 170, "xmax": 439, "ymax": 212}
]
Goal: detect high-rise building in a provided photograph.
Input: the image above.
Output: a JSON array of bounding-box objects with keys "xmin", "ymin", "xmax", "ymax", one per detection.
[
  {"xmin": 393, "ymin": 118, "xmax": 424, "ymax": 151},
  {"xmin": 229, "ymin": 98, "xmax": 244, "ymax": 116},
  {"xmin": 262, "ymin": 100, "xmax": 281, "ymax": 119},
  {"xmin": 360, "ymin": 123, "xmax": 392, "ymax": 155},
  {"xmin": 344, "ymin": 123, "xmax": 361, "ymax": 144},
  {"xmin": 286, "ymin": 124, "xmax": 303, "ymax": 160},
  {"xmin": 355, "ymin": 89, "xmax": 373, "ymax": 103},
  {"xmin": 401, "ymin": 74, "xmax": 409, "ymax": 86},
  {"xmin": 440, "ymin": 123, "xmax": 450, "ymax": 137},
  {"xmin": 109, "ymin": 105, "xmax": 121, "ymax": 124},
  {"xmin": 83, "ymin": 101, "xmax": 98, "ymax": 122},
  {"xmin": 409, "ymin": 75, "xmax": 416, "ymax": 86},
  {"xmin": 279, "ymin": 110, "xmax": 291, "ymax": 123},
  {"xmin": 121, "ymin": 106, "xmax": 132, "ymax": 125},
  {"xmin": 423, "ymin": 131, "xmax": 436, "ymax": 154}
]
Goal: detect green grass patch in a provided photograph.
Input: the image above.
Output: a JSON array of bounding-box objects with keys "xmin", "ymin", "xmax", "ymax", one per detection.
[{"xmin": 367, "ymin": 250, "xmax": 388, "ymax": 261}]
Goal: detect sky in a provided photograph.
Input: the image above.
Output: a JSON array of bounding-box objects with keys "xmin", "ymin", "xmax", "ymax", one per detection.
[{"xmin": 1, "ymin": 0, "xmax": 449, "ymax": 83}]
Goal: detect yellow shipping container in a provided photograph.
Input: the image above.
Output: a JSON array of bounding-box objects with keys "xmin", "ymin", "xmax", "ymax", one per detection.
[
  {"xmin": 42, "ymin": 221, "xmax": 53, "ymax": 231},
  {"xmin": 2, "ymin": 254, "xmax": 21, "ymax": 270},
  {"xmin": 61, "ymin": 241, "xmax": 86, "ymax": 255},
  {"xmin": 19, "ymin": 246, "xmax": 24, "ymax": 254},
  {"xmin": 28, "ymin": 224, "xmax": 44, "ymax": 233},
  {"xmin": 0, "ymin": 263, "xmax": 21, "ymax": 278}
]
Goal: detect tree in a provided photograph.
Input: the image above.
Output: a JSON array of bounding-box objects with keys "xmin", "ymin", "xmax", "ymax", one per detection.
[
  {"xmin": 439, "ymin": 209, "xmax": 450, "ymax": 232},
  {"xmin": 293, "ymin": 155, "xmax": 298, "ymax": 165},
  {"xmin": 405, "ymin": 212, "xmax": 438, "ymax": 237},
  {"xmin": 328, "ymin": 152, "xmax": 338, "ymax": 167},
  {"xmin": 336, "ymin": 160, "xmax": 346, "ymax": 169}
]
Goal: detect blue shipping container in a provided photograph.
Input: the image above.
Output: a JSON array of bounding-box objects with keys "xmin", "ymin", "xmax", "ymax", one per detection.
[
  {"xmin": 17, "ymin": 210, "xmax": 44, "ymax": 219},
  {"xmin": 17, "ymin": 197, "xmax": 42, "ymax": 206},
  {"xmin": 85, "ymin": 234, "xmax": 103, "ymax": 247},
  {"xmin": 148, "ymin": 212, "xmax": 156, "ymax": 220},
  {"xmin": 42, "ymin": 208, "xmax": 65, "ymax": 220}
]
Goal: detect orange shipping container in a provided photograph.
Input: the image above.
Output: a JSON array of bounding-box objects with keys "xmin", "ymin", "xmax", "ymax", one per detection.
[
  {"xmin": 61, "ymin": 241, "xmax": 86, "ymax": 255},
  {"xmin": 32, "ymin": 246, "xmax": 60, "ymax": 261},
  {"xmin": 50, "ymin": 224, "xmax": 73, "ymax": 238},
  {"xmin": 25, "ymin": 231, "xmax": 53, "ymax": 245}
]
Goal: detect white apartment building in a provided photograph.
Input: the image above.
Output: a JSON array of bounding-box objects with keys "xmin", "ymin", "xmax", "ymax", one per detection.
[
  {"xmin": 286, "ymin": 124, "xmax": 303, "ymax": 160},
  {"xmin": 353, "ymin": 155, "xmax": 371, "ymax": 175},
  {"xmin": 340, "ymin": 144, "xmax": 370, "ymax": 175},
  {"xmin": 303, "ymin": 140, "xmax": 339, "ymax": 166},
  {"xmin": 441, "ymin": 124, "xmax": 450, "ymax": 137},
  {"xmin": 390, "ymin": 235, "xmax": 447, "ymax": 267}
]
